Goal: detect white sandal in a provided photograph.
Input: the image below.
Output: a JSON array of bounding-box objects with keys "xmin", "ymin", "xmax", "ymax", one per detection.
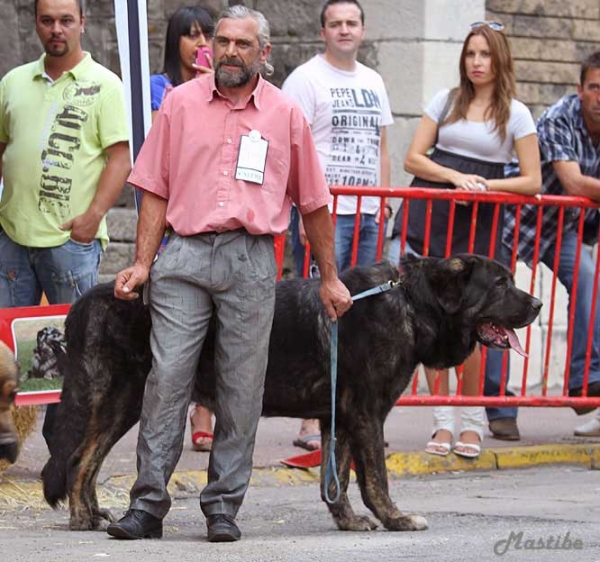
[
  {"xmin": 454, "ymin": 406, "xmax": 484, "ymax": 458},
  {"xmin": 424, "ymin": 406, "xmax": 455, "ymax": 456},
  {"xmin": 425, "ymin": 438, "xmax": 452, "ymax": 456},
  {"xmin": 453, "ymin": 441, "xmax": 481, "ymax": 458}
]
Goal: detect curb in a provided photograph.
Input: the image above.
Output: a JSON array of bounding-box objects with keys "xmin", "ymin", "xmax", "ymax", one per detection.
[
  {"xmin": 385, "ymin": 443, "xmax": 600, "ymax": 476},
  {"xmin": 1, "ymin": 444, "xmax": 599, "ymax": 512}
]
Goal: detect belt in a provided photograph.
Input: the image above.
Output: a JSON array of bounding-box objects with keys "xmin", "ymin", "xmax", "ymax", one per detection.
[{"xmin": 199, "ymin": 227, "xmax": 247, "ymax": 236}]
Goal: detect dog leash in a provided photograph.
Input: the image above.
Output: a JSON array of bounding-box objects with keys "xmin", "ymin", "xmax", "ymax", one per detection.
[{"xmin": 324, "ymin": 280, "xmax": 398, "ymax": 504}]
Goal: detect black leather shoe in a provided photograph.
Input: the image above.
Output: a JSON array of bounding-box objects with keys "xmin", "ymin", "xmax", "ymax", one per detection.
[
  {"xmin": 206, "ymin": 513, "xmax": 241, "ymax": 542},
  {"xmin": 569, "ymin": 382, "xmax": 600, "ymax": 416},
  {"xmin": 106, "ymin": 509, "xmax": 163, "ymax": 540},
  {"xmin": 489, "ymin": 417, "xmax": 520, "ymax": 441}
]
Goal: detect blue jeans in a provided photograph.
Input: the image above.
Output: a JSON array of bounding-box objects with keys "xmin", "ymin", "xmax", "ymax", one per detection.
[
  {"xmin": 387, "ymin": 235, "xmax": 402, "ymax": 267},
  {"xmin": 485, "ymin": 348, "xmax": 518, "ymax": 421},
  {"xmin": 0, "ymin": 230, "xmax": 102, "ymax": 307},
  {"xmin": 290, "ymin": 206, "xmax": 306, "ymax": 277},
  {"xmin": 335, "ymin": 214, "xmax": 381, "ymax": 272},
  {"xmin": 541, "ymin": 230, "xmax": 600, "ymax": 390}
]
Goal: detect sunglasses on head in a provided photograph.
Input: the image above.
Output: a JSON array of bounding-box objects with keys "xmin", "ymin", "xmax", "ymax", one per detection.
[{"xmin": 470, "ymin": 21, "xmax": 505, "ymax": 31}]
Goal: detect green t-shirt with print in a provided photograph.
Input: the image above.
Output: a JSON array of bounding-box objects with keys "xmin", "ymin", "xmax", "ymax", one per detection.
[{"xmin": 0, "ymin": 52, "xmax": 129, "ymax": 249}]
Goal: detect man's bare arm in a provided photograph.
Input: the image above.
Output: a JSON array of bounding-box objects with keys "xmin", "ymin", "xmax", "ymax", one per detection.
[
  {"xmin": 301, "ymin": 205, "xmax": 352, "ymax": 320},
  {"xmin": 114, "ymin": 190, "xmax": 167, "ymax": 300},
  {"xmin": 554, "ymin": 160, "xmax": 600, "ymax": 201}
]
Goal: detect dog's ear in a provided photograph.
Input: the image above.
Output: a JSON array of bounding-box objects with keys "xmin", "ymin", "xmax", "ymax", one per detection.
[{"xmin": 430, "ymin": 256, "xmax": 474, "ymax": 314}]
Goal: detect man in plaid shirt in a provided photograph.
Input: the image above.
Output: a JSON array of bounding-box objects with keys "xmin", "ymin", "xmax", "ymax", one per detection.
[{"xmin": 497, "ymin": 52, "xmax": 600, "ymax": 429}]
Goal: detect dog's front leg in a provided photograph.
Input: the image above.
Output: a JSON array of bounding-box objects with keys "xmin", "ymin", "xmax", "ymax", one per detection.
[
  {"xmin": 320, "ymin": 422, "xmax": 378, "ymax": 531},
  {"xmin": 349, "ymin": 418, "xmax": 428, "ymax": 531}
]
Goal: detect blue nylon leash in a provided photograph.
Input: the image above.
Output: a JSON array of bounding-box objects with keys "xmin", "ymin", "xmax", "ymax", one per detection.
[{"xmin": 324, "ymin": 280, "xmax": 398, "ymax": 504}]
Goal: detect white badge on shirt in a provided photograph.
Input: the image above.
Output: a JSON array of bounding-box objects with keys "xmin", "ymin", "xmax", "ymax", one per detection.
[{"xmin": 235, "ymin": 130, "xmax": 269, "ymax": 184}]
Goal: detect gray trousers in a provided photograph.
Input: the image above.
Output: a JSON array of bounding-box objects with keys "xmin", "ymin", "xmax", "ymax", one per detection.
[{"xmin": 130, "ymin": 230, "xmax": 276, "ymax": 519}]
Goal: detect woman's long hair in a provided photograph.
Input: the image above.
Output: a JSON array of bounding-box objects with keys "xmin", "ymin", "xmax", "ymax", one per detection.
[
  {"xmin": 162, "ymin": 6, "xmax": 215, "ymax": 87},
  {"xmin": 446, "ymin": 24, "xmax": 516, "ymax": 142}
]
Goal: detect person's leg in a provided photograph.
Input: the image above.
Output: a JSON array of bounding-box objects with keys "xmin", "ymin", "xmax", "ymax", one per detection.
[
  {"xmin": 0, "ymin": 230, "xmax": 42, "ymax": 307},
  {"xmin": 34, "ymin": 239, "xmax": 102, "ymax": 305},
  {"xmin": 543, "ymin": 231, "xmax": 600, "ymax": 390},
  {"xmin": 334, "ymin": 215, "xmax": 356, "ymax": 272},
  {"xmin": 454, "ymin": 348, "xmax": 484, "ymax": 457},
  {"xmin": 190, "ymin": 403, "xmax": 214, "ymax": 452},
  {"xmin": 128, "ymin": 234, "xmax": 214, "ymax": 520},
  {"xmin": 289, "ymin": 205, "xmax": 306, "ymax": 278},
  {"xmin": 200, "ymin": 232, "xmax": 276, "ymax": 520},
  {"xmin": 484, "ymin": 243, "xmax": 519, "ymax": 429},
  {"xmin": 294, "ymin": 418, "xmax": 321, "ymax": 451},
  {"xmin": 356, "ymin": 214, "xmax": 381, "ymax": 266},
  {"xmin": 484, "ymin": 348, "xmax": 520, "ymax": 439},
  {"xmin": 424, "ymin": 367, "xmax": 454, "ymax": 454},
  {"xmin": 387, "ymin": 236, "xmax": 401, "ymax": 268}
]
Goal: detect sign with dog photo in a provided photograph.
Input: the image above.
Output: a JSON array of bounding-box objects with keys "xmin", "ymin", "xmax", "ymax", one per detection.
[{"xmin": 0, "ymin": 304, "xmax": 70, "ymax": 405}]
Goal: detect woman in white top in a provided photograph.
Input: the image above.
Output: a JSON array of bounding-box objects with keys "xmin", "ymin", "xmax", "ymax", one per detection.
[{"xmin": 401, "ymin": 21, "xmax": 541, "ymax": 458}]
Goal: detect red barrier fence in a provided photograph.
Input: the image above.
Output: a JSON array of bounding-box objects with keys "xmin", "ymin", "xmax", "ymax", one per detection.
[{"xmin": 4, "ymin": 186, "xmax": 600, "ymax": 411}]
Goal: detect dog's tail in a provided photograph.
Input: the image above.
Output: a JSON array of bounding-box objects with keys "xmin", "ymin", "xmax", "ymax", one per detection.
[
  {"xmin": 41, "ymin": 445, "xmax": 68, "ymax": 508},
  {"xmin": 41, "ymin": 337, "xmax": 90, "ymax": 508}
]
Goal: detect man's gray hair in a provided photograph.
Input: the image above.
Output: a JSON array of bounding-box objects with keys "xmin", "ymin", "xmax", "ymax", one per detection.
[{"xmin": 217, "ymin": 5, "xmax": 274, "ymax": 76}]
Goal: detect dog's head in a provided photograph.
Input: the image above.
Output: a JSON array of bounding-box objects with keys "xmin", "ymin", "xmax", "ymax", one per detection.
[
  {"xmin": 401, "ymin": 253, "xmax": 542, "ymax": 366},
  {"xmin": 36, "ymin": 327, "xmax": 66, "ymax": 352},
  {"xmin": 0, "ymin": 341, "xmax": 19, "ymax": 464}
]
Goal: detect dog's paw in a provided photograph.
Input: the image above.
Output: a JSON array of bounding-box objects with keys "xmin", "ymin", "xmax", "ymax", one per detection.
[
  {"xmin": 94, "ymin": 508, "xmax": 116, "ymax": 523},
  {"xmin": 69, "ymin": 517, "xmax": 96, "ymax": 531},
  {"xmin": 385, "ymin": 513, "xmax": 428, "ymax": 532},
  {"xmin": 336, "ymin": 514, "xmax": 378, "ymax": 531}
]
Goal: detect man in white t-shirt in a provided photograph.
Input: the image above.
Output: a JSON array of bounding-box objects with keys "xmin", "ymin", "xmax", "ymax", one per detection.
[{"xmin": 282, "ymin": 0, "xmax": 393, "ymax": 451}]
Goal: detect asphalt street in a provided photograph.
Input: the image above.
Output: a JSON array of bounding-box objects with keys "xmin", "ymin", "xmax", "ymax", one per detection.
[{"xmin": 0, "ymin": 466, "xmax": 598, "ymax": 562}]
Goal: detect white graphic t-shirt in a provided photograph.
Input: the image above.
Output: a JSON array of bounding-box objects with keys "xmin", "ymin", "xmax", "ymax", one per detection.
[{"xmin": 282, "ymin": 55, "xmax": 393, "ymax": 215}]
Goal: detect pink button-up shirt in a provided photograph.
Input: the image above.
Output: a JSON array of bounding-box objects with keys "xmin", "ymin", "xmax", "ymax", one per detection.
[{"xmin": 128, "ymin": 74, "xmax": 331, "ymax": 236}]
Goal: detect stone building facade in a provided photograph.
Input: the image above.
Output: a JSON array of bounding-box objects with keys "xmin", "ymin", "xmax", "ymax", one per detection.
[{"xmin": 1, "ymin": 0, "xmax": 599, "ymax": 387}]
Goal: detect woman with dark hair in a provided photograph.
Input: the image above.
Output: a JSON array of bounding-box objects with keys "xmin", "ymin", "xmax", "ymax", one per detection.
[
  {"xmin": 151, "ymin": 5, "xmax": 215, "ymax": 118},
  {"xmin": 151, "ymin": 6, "xmax": 216, "ymax": 452},
  {"xmin": 395, "ymin": 21, "xmax": 541, "ymax": 459}
]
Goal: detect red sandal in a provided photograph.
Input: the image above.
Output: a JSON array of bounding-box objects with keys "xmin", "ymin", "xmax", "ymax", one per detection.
[{"xmin": 191, "ymin": 430, "xmax": 213, "ymax": 452}]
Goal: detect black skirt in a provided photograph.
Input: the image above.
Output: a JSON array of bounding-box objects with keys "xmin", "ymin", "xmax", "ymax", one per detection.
[{"xmin": 399, "ymin": 148, "xmax": 506, "ymax": 257}]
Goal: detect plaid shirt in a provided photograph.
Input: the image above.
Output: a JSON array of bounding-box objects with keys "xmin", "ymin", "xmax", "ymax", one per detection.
[{"xmin": 503, "ymin": 94, "xmax": 600, "ymax": 265}]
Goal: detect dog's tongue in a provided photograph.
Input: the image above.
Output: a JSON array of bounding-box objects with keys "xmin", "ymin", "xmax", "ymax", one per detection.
[{"xmin": 506, "ymin": 328, "xmax": 527, "ymax": 357}]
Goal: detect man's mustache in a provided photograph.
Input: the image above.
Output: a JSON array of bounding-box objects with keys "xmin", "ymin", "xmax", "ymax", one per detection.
[{"xmin": 218, "ymin": 58, "xmax": 244, "ymax": 68}]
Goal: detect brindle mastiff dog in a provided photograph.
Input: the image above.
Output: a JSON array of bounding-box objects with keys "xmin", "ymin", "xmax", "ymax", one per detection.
[
  {"xmin": 0, "ymin": 341, "xmax": 20, "ymax": 464},
  {"xmin": 42, "ymin": 254, "xmax": 541, "ymax": 532}
]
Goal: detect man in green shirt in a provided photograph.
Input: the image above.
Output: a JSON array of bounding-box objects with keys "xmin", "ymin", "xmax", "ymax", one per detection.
[{"xmin": 0, "ymin": 0, "xmax": 131, "ymax": 443}]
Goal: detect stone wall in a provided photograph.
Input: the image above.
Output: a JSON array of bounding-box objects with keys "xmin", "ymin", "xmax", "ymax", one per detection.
[{"xmin": 487, "ymin": 0, "xmax": 600, "ymax": 118}]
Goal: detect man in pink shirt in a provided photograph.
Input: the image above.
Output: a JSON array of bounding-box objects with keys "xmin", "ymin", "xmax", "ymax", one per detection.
[{"xmin": 108, "ymin": 6, "xmax": 352, "ymax": 543}]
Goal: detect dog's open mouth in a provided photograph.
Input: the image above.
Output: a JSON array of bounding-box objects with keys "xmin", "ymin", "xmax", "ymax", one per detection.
[{"xmin": 477, "ymin": 322, "xmax": 527, "ymax": 357}]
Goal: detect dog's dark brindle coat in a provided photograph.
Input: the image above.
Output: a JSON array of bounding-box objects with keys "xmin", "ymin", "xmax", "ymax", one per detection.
[
  {"xmin": 0, "ymin": 341, "xmax": 20, "ymax": 464},
  {"xmin": 42, "ymin": 254, "xmax": 541, "ymax": 532}
]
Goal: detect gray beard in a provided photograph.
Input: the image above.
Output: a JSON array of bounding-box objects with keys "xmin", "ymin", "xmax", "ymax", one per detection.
[{"xmin": 215, "ymin": 58, "xmax": 261, "ymax": 88}]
